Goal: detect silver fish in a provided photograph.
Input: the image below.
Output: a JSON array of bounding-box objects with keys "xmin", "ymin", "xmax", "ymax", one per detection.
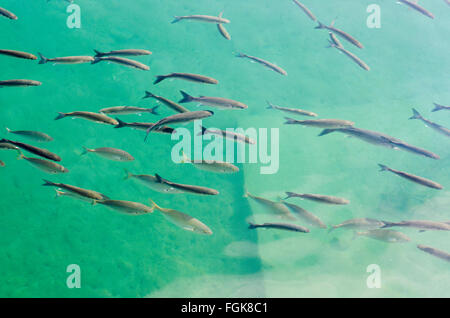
[
  {"xmin": 292, "ymin": 0, "xmax": 317, "ymax": 21},
  {"xmin": 99, "ymin": 106, "xmax": 159, "ymax": 116},
  {"xmin": 93, "ymin": 49, "xmax": 152, "ymax": 57},
  {"xmin": 327, "ymin": 32, "xmax": 343, "ymax": 48},
  {"xmin": 0, "ymin": 49, "xmax": 37, "ymax": 60},
  {"xmin": 179, "ymin": 91, "xmax": 248, "ymax": 110},
  {"xmin": 284, "ymin": 117, "xmax": 354, "ymax": 128},
  {"xmin": 0, "ymin": 79, "xmax": 41, "ymax": 87},
  {"xmin": 329, "ymin": 43, "xmax": 370, "ymax": 71},
  {"xmin": 248, "ymin": 222, "xmax": 310, "ymax": 233},
  {"xmin": 124, "ymin": 170, "xmax": 183, "ymax": 194},
  {"xmin": 153, "ymin": 174, "xmax": 219, "ymax": 196},
  {"xmin": 378, "ymin": 164, "xmax": 443, "ymax": 190},
  {"xmin": 92, "ymin": 56, "xmax": 150, "ymax": 71},
  {"xmin": 181, "ymin": 152, "xmax": 239, "ymax": 174},
  {"xmin": 217, "ymin": 12, "xmax": 231, "ymax": 40},
  {"xmin": 172, "ymin": 15, "xmax": 230, "ymax": 24},
  {"xmin": 154, "ymin": 73, "xmax": 218, "ymax": 85},
  {"xmin": 355, "ymin": 229, "xmax": 411, "ymax": 243},
  {"xmin": 315, "ymin": 21, "xmax": 363, "ymax": 49},
  {"xmin": 417, "ymin": 244, "xmax": 450, "ymax": 263},
  {"xmin": 267, "ymin": 101, "xmax": 318, "ymax": 117},
  {"xmin": 0, "ymin": 141, "xmax": 20, "ymax": 153},
  {"xmin": 398, "ymin": 0, "xmax": 434, "ymax": 19},
  {"xmin": 0, "ymin": 139, "xmax": 61, "ymax": 161},
  {"xmin": 143, "ymin": 91, "xmax": 190, "ymax": 113},
  {"xmin": 19, "ymin": 154, "xmax": 68, "ymax": 174},
  {"xmin": 410, "ymin": 108, "xmax": 450, "ymax": 138},
  {"xmin": 198, "ymin": 125, "xmax": 256, "ymax": 145},
  {"xmin": 245, "ymin": 191, "xmax": 296, "ymax": 221},
  {"xmin": 82, "ymin": 147, "xmax": 134, "ymax": 162},
  {"xmin": 114, "ymin": 118, "xmax": 174, "ymax": 134},
  {"xmin": 55, "ymin": 111, "xmax": 119, "ymax": 126},
  {"xmin": 236, "ymin": 53, "xmax": 287, "ymax": 76},
  {"xmin": 95, "ymin": 199, "xmax": 154, "ymax": 215},
  {"xmin": 382, "ymin": 220, "xmax": 450, "ymax": 231},
  {"xmin": 42, "ymin": 179, "xmax": 109, "ymax": 201},
  {"xmin": 330, "ymin": 218, "xmax": 385, "ymax": 232},
  {"xmin": 285, "ymin": 192, "xmax": 350, "ymax": 205},
  {"xmin": 283, "ymin": 201, "xmax": 327, "ymax": 229},
  {"xmin": 38, "ymin": 53, "xmax": 94, "ymax": 64},
  {"xmin": 6, "ymin": 128, "xmax": 53, "ymax": 143}
]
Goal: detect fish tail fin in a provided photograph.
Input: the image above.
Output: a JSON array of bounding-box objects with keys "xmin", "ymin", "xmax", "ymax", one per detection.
[
  {"xmin": 235, "ymin": 52, "xmax": 246, "ymax": 58},
  {"xmin": 409, "ymin": 108, "xmax": 422, "ymax": 120},
  {"xmin": 123, "ymin": 168, "xmax": 133, "ymax": 180},
  {"xmin": 148, "ymin": 199, "xmax": 162, "ymax": 212},
  {"xmin": 144, "ymin": 126, "xmax": 155, "ymax": 142},
  {"xmin": 149, "ymin": 105, "xmax": 159, "ymax": 115},
  {"xmin": 432, "ymin": 103, "xmax": 444, "ymax": 112},
  {"xmin": 42, "ymin": 179, "xmax": 55, "ymax": 187},
  {"xmin": 284, "ymin": 117, "xmax": 298, "ymax": 125},
  {"xmin": 284, "ymin": 192, "xmax": 295, "ymax": 200},
  {"xmin": 266, "ymin": 100, "xmax": 274, "ymax": 109},
  {"xmin": 380, "ymin": 221, "xmax": 395, "ymax": 228},
  {"xmin": 378, "ymin": 164, "xmax": 390, "ymax": 172},
  {"xmin": 114, "ymin": 117, "xmax": 127, "ymax": 129},
  {"xmin": 81, "ymin": 146, "xmax": 91, "ymax": 155},
  {"xmin": 318, "ymin": 129, "xmax": 337, "ymax": 136},
  {"xmin": 243, "ymin": 190, "xmax": 250, "ymax": 198},
  {"xmin": 248, "ymin": 222, "xmax": 258, "ymax": 230},
  {"xmin": 93, "ymin": 49, "xmax": 103, "ymax": 57},
  {"xmin": 178, "ymin": 90, "xmax": 194, "ymax": 103},
  {"xmin": 153, "ymin": 75, "xmax": 167, "ymax": 85},
  {"xmin": 143, "ymin": 90, "xmax": 155, "ymax": 99},
  {"xmin": 171, "ymin": 16, "xmax": 182, "ymax": 24},
  {"xmin": 38, "ymin": 53, "xmax": 48, "ymax": 64},
  {"xmin": 54, "ymin": 112, "xmax": 66, "ymax": 120},
  {"xmin": 197, "ymin": 125, "xmax": 208, "ymax": 136},
  {"xmin": 314, "ymin": 21, "xmax": 325, "ymax": 29},
  {"xmin": 91, "ymin": 57, "xmax": 102, "ymax": 65}
]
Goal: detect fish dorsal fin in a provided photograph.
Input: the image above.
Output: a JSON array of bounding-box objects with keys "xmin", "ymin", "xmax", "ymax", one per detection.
[{"xmin": 155, "ymin": 173, "xmax": 164, "ymax": 183}]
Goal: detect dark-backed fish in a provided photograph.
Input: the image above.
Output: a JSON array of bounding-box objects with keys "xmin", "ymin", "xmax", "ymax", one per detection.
[
  {"xmin": 19, "ymin": 154, "xmax": 68, "ymax": 174},
  {"xmin": 92, "ymin": 56, "xmax": 150, "ymax": 71},
  {"xmin": 432, "ymin": 103, "xmax": 450, "ymax": 112},
  {"xmin": 0, "ymin": 139, "xmax": 61, "ymax": 161},
  {"xmin": 55, "ymin": 111, "xmax": 119, "ymax": 126},
  {"xmin": 378, "ymin": 164, "xmax": 443, "ymax": 190},
  {"xmin": 38, "ymin": 53, "xmax": 94, "ymax": 64},
  {"xmin": 292, "ymin": 0, "xmax": 316, "ymax": 21},
  {"xmin": 42, "ymin": 179, "xmax": 109, "ymax": 201},
  {"xmin": 124, "ymin": 170, "xmax": 183, "ymax": 193},
  {"xmin": 284, "ymin": 117, "xmax": 354, "ymax": 128},
  {"xmin": 245, "ymin": 191, "xmax": 296, "ymax": 220},
  {"xmin": 285, "ymin": 192, "xmax": 350, "ymax": 205},
  {"xmin": 179, "ymin": 90, "xmax": 248, "ymax": 110},
  {"xmin": 154, "ymin": 174, "xmax": 219, "ymax": 196},
  {"xmin": 154, "ymin": 73, "xmax": 218, "ymax": 85},
  {"xmin": 315, "ymin": 21, "xmax": 363, "ymax": 49},
  {"xmin": 0, "ymin": 141, "xmax": 20, "ymax": 153},
  {"xmin": 330, "ymin": 218, "xmax": 385, "ymax": 232},
  {"xmin": 6, "ymin": 128, "xmax": 53, "ymax": 143},
  {"xmin": 143, "ymin": 91, "xmax": 190, "ymax": 113},
  {"xmin": 267, "ymin": 101, "xmax": 317, "ymax": 117},
  {"xmin": 93, "ymin": 49, "xmax": 152, "ymax": 57},
  {"xmin": 248, "ymin": 222, "xmax": 310, "ymax": 233},
  {"xmin": 198, "ymin": 125, "xmax": 256, "ymax": 144},
  {"xmin": 329, "ymin": 43, "xmax": 370, "ymax": 71},
  {"xmin": 181, "ymin": 152, "xmax": 239, "ymax": 174},
  {"xmin": 327, "ymin": 32, "xmax": 343, "ymax": 48},
  {"xmin": 0, "ymin": 49, "xmax": 37, "ymax": 60},
  {"xmin": 398, "ymin": 0, "xmax": 434, "ymax": 19},
  {"xmin": 94, "ymin": 199, "xmax": 154, "ymax": 215},
  {"xmin": 417, "ymin": 244, "xmax": 450, "ymax": 263},
  {"xmin": 114, "ymin": 118, "xmax": 174, "ymax": 134},
  {"xmin": 236, "ymin": 53, "xmax": 287, "ymax": 75},
  {"xmin": 172, "ymin": 15, "xmax": 230, "ymax": 24},
  {"xmin": 99, "ymin": 106, "xmax": 159, "ymax": 116},
  {"xmin": 0, "ymin": 7, "xmax": 17, "ymax": 20},
  {"xmin": 217, "ymin": 12, "xmax": 231, "ymax": 40},
  {"xmin": 0, "ymin": 79, "xmax": 41, "ymax": 87},
  {"xmin": 283, "ymin": 201, "xmax": 327, "ymax": 229},
  {"xmin": 382, "ymin": 220, "xmax": 450, "ymax": 231},
  {"xmin": 355, "ymin": 229, "xmax": 410, "ymax": 243},
  {"xmin": 82, "ymin": 147, "xmax": 134, "ymax": 162},
  {"xmin": 410, "ymin": 108, "xmax": 450, "ymax": 138}
]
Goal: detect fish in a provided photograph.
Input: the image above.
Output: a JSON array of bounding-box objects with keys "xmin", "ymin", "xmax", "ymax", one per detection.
[
  {"xmin": 284, "ymin": 117, "xmax": 354, "ymax": 129},
  {"xmin": 180, "ymin": 152, "xmax": 239, "ymax": 174},
  {"xmin": 19, "ymin": 154, "xmax": 68, "ymax": 174},
  {"xmin": 197, "ymin": 125, "xmax": 256, "ymax": 145},
  {"xmin": 93, "ymin": 49, "xmax": 152, "ymax": 57},
  {"xmin": 0, "ymin": 141, "xmax": 21, "ymax": 153},
  {"xmin": 285, "ymin": 192, "xmax": 350, "ymax": 205},
  {"xmin": 397, "ymin": 0, "xmax": 434, "ymax": 19},
  {"xmin": 330, "ymin": 218, "xmax": 385, "ymax": 232},
  {"xmin": 267, "ymin": 101, "xmax": 318, "ymax": 117},
  {"xmin": 150, "ymin": 200, "xmax": 213, "ymax": 235},
  {"xmin": 99, "ymin": 106, "xmax": 159, "ymax": 116},
  {"xmin": 172, "ymin": 15, "xmax": 230, "ymax": 24},
  {"xmin": 382, "ymin": 220, "xmax": 450, "ymax": 231},
  {"xmin": 114, "ymin": 118, "xmax": 175, "ymax": 134},
  {"xmin": 82, "ymin": 147, "xmax": 134, "ymax": 162},
  {"xmin": 327, "ymin": 32, "xmax": 343, "ymax": 48},
  {"xmin": 417, "ymin": 244, "xmax": 450, "ymax": 263},
  {"xmin": 124, "ymin": 170, "xmax": 183, "ymax": 193},
  {"xmin": 328, "ymin": 43, "xmax": 370, "ymax": 71},
  {"xmin": 244, "ymin": 191, "xmax": 296, "ymax": 221},
  {"xmin": 153, "ymin": 73, "xmax": 218, "ymax": 85},
  {"xmin": 217, "ymin": 12, "xmax": 231, "ymax": 40},
  {"xmin": 318, "ymin": 127, "xmax": 440, "ymax": 160},
  {"xmin": 315, "ymin": 21, "xmax": 364, "ymax": 49},
  {"xmin": 38, "ymin": 53, "xmax": 94, "ymax": 64},
  {"xmin": 179, "ymin": 91, "xmax": 248, "ymax": 110},
  {"xmin": 92, "ymin": 56, "xmax": 150, "ymax": 71},
  {"xmin": 236, "ymin": 53, "xmax": 287, "ymax": 76},
  {"xmin": 55, "ymin": 111, "xmax": 119, "ymax": 126},
  {"xmin": 432, "ymin": 103, "xmax": 450, "ymax": 112},
  {"xmin": 145, "ymin": 110, "xmax": 214, "ymax": 140},
  {"xmin": 248, "ymin": 222, "xmax": 310, "ymax": 233},
  {"xmin": 5, "ymin": 128, "xmax": 53, "ymax": 143},
  {"xmin": 42, "ymin": 179, "xmax": 109, "ymax": 201},
  {"xmin": 0, "ymin": 139, "xmax": 61, "ymax": 161},
  {"xmin": 409, "ymin": 108, "xmax": 450, "ymax": 138},
  {"xmin": 0, "ymin": 79, "xmax": 41, "ymax": 87},
  {"xmin": 354, "ymin": 229, "xmax": 411, "ymax": 243},
  {"xmin": 54, "ymin": 189, "xmax": 93, "ymax": 202},
  {"xmin": 292, "ymin": 0, "xmax": 317, "ymax": 21},
  {"xmin": 282, "ymin": 201, "xmax": 327, "ymax": 229},
  {"xmin": 0, "ymin": 7, "xmax": 17, "ymax": 20},
  {"xmin": 0, "ymin": 49, "xmax": 37, "ymax": 60},
  {"xmin": 153, "ymin": 174, "xmax": 219, "ymax": 196},
  {"xmin": 94, "ymin": 199, "xmax": 154, "ymax": 215},
  {"xmin": 143, "ymin": 91, "xmax": 190, "ymax": 113},
  {"xmin": 378, "ymin": 164, "xmax": 443, "ymax": 190}
]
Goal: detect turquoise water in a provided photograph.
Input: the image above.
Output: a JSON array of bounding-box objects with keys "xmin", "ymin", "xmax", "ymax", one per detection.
[{"xmin": 0, "ymin": 0, "xmax": 449, "ymax": 297}]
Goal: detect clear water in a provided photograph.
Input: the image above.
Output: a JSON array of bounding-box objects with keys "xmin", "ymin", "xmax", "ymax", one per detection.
[{"xmin": 0, "ymin": 0, "xmax": 449, "ymax": 297}]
